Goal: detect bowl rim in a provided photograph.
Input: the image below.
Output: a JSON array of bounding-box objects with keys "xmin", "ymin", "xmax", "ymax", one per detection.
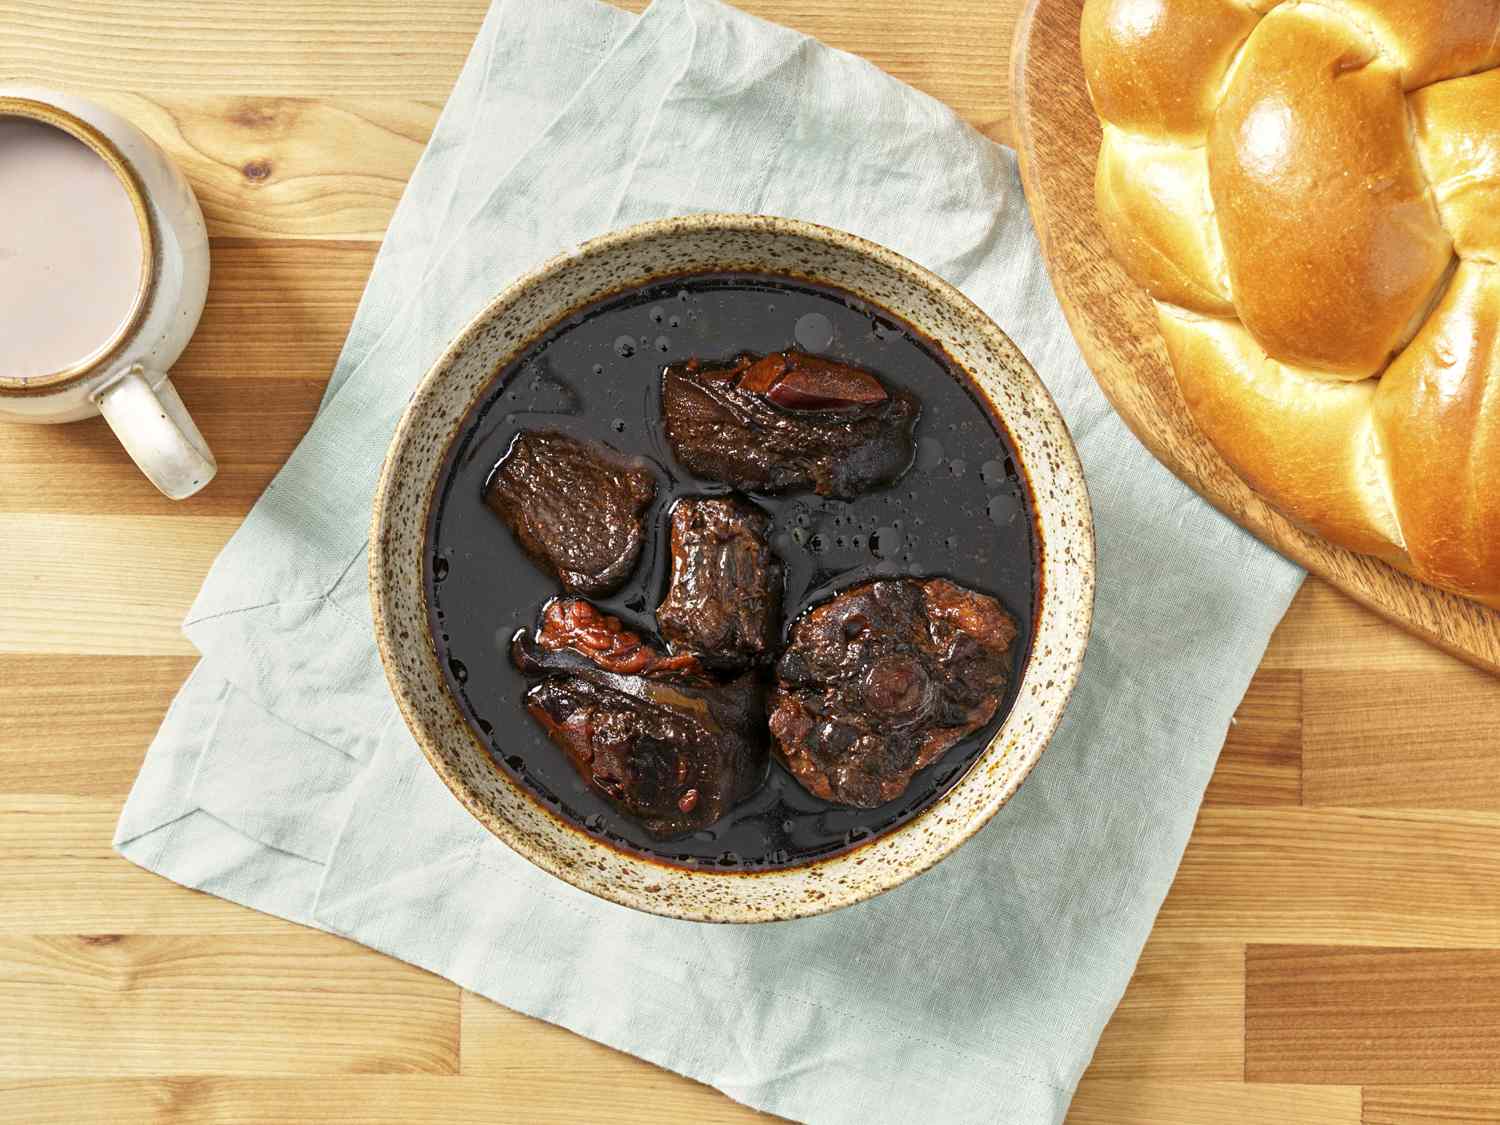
[{"xmin": 370, "ymin": 211, "xmax": 1097, "ymax": 922}]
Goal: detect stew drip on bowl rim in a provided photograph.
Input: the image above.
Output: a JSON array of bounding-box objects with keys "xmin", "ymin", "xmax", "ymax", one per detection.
[{"xmin": 426, "ymin": 271, "xmax": 1039, "ymax": 871}]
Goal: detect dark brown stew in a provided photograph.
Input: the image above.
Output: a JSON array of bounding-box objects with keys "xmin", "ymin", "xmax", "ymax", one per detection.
[{"xmin": 427, "ymin": 272, "xmax": 1038, "ymax": 871}]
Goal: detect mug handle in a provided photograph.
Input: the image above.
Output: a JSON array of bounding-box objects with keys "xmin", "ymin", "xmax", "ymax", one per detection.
[{"xmin": 92, "ymin": 364, "xmax": 217, "ymax": 500}]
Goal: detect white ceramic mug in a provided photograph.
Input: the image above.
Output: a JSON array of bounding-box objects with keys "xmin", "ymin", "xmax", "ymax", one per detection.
[{"xmin": 0, "ymin": 86, "xmax": 215, "ymax": 500}]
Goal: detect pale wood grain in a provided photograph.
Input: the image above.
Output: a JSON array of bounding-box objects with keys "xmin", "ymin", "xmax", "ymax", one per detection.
[
  {"xmin": 2, "ymin": 0, "xmax": 1497, "ymax": 1121},
  {"xmin": 0, "ymin": 239, "xmax": 384, "ymax": 518},
  {"xmin": 0, "ymin": 932, "xmax": 460, "ymax": 1076},
  {"xmin": 1156, "ymin": 809, "xmax": 1500, "ymax": 947},
  {"xmin": 1202, "ymin": 669, "xmax": 1301, "ymax": 808},
  {"xmin": 0, "ymin": 379, "xmax": 322, "ymax": 517},
  {"xmin": 90, "ymin": 96, "xmax": 436, "ymax": 240},
  {"xmin": 460, "ymin": 992, "xmax": 772, "ymax": 1120},
  {"xmin": 1258, "ymin": 582, "xmax": 1472, "ymax": 676},
  {"xmin": 1010, "ymin": 0, "xmax": 1500, "ymax": 673},
  {"xmin": 1066, "ymin": 1081, "xmax": 1361, "ymax": 1125},
  {"xmin": 178, "ymin": 241, "xmax": 377, "ymax": 380},
  {"xmin": 0, "ymin": 797, "xmax": 289, "ymax": 935},
  {"xmin": 1302, "ymin": 668, "xmax": 1500, "ymax": 810},
  {"xmin": 0, "ymin": 1075, "xmax": 770, "ymax": 1124},
  {"xmin": 0, "ymin": 1078, "xmax": 1367, "ymax": 1125},
  {"xmin": 2, "ymin": 1, "xmax": 1015, "ymax": 140},
  {"xmin": 0, "ymin": 0, "xmax": 489, "ymax": 97},
  {"xmin": 1364, "ymin": 1088, "xmax": 1500, "ymax": 1124},
  {"xmin": 0, "ymin": 516, "xmax": 234, "ymax": 655},
  {"xmin": 0, "ymin": 657, "xmax": 196, "ymax": 796},
  {"xmin": 1085, "ymin": 943, "xmax": 1242, "ymax": 1079},
  {"xmin": 1246, "ymin": 946, "xmax": 1500, "ymax": 1085}
]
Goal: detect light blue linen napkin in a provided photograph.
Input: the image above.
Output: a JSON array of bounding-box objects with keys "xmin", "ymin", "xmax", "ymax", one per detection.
[{"xmin": 115, "ymin": 2, "xmax": 1305, "ymax": 1121}]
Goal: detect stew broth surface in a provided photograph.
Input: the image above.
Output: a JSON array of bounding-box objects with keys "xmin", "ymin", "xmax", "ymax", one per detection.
[{"xmin": 427, "ymin": 272, "xmax": 1038, "ymax": 870}]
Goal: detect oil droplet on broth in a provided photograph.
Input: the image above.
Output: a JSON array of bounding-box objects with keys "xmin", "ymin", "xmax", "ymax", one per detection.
[
  {"xmin": 613, "ymin": 335, "xmax": 637, "ymax": 358},
  {"xmin": 987, "ymin": 493, "xmax": 1021, "ymax": 525},
  {"xmin": 794, "ymin": 311, "xmax": 835, "ymax": 352},
  {"xmin": 871, "ymin": 527, "xmax": 903, "ymax": 558},
  {"xmin": 433, "ymin": 556, "xmax": 450, "ymax": 581},
  {"xmin": 980, "ymin": 459, "xmax": 1006, "ymax": 485}
]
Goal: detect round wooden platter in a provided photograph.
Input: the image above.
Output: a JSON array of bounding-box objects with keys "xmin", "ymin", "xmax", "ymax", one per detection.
[{"xmin": 1009, "ymin": 0, "xmax": 1500, "ymax": 676}]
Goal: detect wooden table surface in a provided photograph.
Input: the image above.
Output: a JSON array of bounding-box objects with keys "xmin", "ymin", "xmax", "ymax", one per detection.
[{"xmin": 2, "ymin": 2, "xmax": 1498, "ymax": 1122}]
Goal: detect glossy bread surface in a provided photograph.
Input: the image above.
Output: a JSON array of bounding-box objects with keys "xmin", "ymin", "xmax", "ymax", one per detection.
[{"xmin": 1083, "ymin": 0, "xmax": 1500, "ymax": 605}]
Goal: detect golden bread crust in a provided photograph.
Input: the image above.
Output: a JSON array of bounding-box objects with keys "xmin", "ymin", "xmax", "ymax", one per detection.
[
  {"xmin": 1208, "ymin": 6, "xmax": 1452, "ymax": 376},
  {"xmin": 1082, "ymin": 0, "xmax": 1500, "ymax": 603},
  {"xmin": 1095, "ymin": 126, "xmax": 1235, "ymax": 315},
  {"xmin": 1374, "ymin": 262, "xmax": 1500, "ymax": 600},
  {"xmin": 1412, "ymin": 69, "xmax": 1500, "ymax": 261}
]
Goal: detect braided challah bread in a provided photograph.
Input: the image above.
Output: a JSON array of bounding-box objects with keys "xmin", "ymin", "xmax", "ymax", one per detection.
[{"xmin": 1081, "ymin": 0, "xmax": 1500, "ymax": 606}]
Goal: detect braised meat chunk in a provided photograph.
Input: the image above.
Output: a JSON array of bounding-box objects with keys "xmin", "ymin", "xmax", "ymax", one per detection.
[
  {"xmin": 484, "ymin": 430, "xmax": 655, "ymax": 596},
  {"xmin": 512, "ymin": 602, "xmax": 767, "ymax": 837},
  {"xmin": 657, "ymin": 496, "xmax": 783, "ymax": 672},
  {"xmin": 529, "ymin": 597, "xmax": 703, "ymax": 677},
  {"xmin": 769, "ymin": 578, "xmax": 1017, "ymax": 808},
  {"xmin": 662, "ymin": 351, "xmax": 919, "ymax": 498}
]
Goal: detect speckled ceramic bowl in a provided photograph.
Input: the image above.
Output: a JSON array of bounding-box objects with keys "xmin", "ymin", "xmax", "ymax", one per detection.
[{"xmin": 370, "ymin": 214, "xmax": 1095, "ymax": 923}]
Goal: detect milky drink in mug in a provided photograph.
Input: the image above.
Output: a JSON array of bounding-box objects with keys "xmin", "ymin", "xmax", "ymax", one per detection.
[
  {"xmin": 0, "ymin": 117, "xmax": 148, "ymax": 379},
  {"xmin": 0, "ymin": 89, "xmax": 215, "ymax": 500}
]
